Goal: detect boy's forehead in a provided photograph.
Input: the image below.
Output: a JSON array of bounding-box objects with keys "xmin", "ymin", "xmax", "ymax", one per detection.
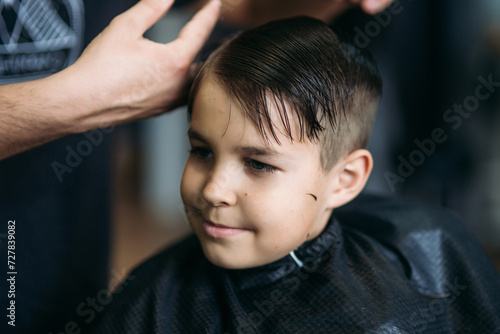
[
  {"xmin": 192, "ymin": 77, "xmax": 311, "ymax": 146},
  {"xmin": 190, "ymin": 77, "xmax": 321, "ymax": 155}
]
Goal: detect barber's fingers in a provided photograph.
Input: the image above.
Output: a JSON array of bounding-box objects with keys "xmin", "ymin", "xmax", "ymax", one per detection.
[
  {"xmin": 360, "ymin": 0, "xmax": 394, "ymax": 14},
  {"xmin": 175, "ymin": 0, "xmax": 221, "ymax": 60},
  {"xmin": 118, "ymin": 0, "xmax": 175, "ymax": 36},
  {"xmin": 188, "ymin": 62, "xmax": 202, "ymax": 80}
]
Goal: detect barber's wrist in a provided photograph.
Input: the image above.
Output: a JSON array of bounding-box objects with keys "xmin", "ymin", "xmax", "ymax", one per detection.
[{"xmin": 43, "ymin": 65, "xmax": 109, "ymax": 135}]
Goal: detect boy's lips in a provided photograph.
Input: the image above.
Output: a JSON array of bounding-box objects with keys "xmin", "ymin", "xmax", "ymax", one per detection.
[{"xmin": 202, "ymin": 219, "xmax": 251, "ymax": 238}]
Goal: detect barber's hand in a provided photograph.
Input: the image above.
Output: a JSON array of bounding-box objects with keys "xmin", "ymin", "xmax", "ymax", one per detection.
[
  {"xmin": 201, "ymin": 0, "xmax": 393, "ymax": 29},
  {"xmin": 56, "ymin": 0, "xmax": 220, "ymax": 132},
  {"xmin": 353, "ymin": 0, "xmax": 395, "ymax": 14}
]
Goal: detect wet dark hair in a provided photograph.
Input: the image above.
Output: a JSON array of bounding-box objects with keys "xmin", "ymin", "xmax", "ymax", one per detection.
[{"xmin": 188, "ymin": 16, "xmax": 382, "ymax": 169}]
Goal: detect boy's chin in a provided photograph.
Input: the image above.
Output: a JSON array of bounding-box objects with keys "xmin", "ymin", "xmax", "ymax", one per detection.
[
  {"xmin": 200, "ymin": 244, "xmax": 282, "ymax": 270},
  {"xmin": 202, "ymin": 247, "xmax": 256, "ymax": 269},
  {"xmin": 206, "ymin": 256, "xmax": 251, "ymax": 270}
]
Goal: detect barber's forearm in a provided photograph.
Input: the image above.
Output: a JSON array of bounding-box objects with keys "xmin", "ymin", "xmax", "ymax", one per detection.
[{"xmin": 0, "ymin": 77, "xmax": 80, "ymax": 160}]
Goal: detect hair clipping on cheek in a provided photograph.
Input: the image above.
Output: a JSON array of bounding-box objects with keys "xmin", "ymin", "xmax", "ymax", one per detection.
[{"xmin": 307, "ymin": 193, "xmax": 317, "ymax": 201}]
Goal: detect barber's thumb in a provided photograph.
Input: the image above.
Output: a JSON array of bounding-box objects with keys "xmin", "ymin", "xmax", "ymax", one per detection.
[{"xmin": 188, "ymin": 63, "xmax": 203, "ymax": 82}]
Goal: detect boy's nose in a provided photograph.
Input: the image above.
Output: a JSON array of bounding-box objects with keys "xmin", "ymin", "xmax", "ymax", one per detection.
[{"xmin": 201, "ymin": 167, "xmax": 237, "ymax": 207}]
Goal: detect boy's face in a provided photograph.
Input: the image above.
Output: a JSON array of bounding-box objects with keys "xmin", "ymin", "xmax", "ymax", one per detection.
[{"xmin": 181, "ymin": 78, "xmax": 336, "ymax": 269}]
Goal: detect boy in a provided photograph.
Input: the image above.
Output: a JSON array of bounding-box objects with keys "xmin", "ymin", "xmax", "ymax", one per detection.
[{"xmin": 92, "ymin": 17, "xmax": 500, "ymax": 333}]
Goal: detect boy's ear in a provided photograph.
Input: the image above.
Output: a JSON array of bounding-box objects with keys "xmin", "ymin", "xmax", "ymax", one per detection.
[{"xmin": 325, "ymin": 149, "xmax": 373, "ymax": 209}]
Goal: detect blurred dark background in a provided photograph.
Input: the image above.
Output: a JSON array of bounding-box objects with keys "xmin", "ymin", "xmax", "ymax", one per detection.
[{"xmin": 348, "ymin": 0, "xmax": 500, "ymax": 250}]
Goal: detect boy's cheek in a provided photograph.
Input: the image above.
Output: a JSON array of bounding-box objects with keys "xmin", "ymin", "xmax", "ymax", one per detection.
[
  {"xmin": 180, "ymin": 164, "xmax": 201, "ymax": 198},
  {"xmin": 179, "ymin": 175, "xmax": 190, "ymax": 205},
  {"xmin": 180, "ymin": 183, "xmax": 200, "ymax": 214}
]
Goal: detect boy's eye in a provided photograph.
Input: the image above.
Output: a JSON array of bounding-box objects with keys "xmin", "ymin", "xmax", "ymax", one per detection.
[
  {"xmin": 245, "ymin": 159, "xmax": 276, "ymax": 174},
  {"xmin": 189, "ymin": 147, "xmax": 213, "ymax": 159}
]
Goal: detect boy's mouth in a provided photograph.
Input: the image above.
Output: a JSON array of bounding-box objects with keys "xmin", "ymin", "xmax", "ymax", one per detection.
[{"xmin": 202, "ymin": 219, "xmax": 251, "ymax": 238}]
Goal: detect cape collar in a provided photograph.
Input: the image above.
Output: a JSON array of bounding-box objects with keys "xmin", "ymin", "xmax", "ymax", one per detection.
[{"xmin": 217, "ymin": 216, "xmax": 343, "ymax": 291}]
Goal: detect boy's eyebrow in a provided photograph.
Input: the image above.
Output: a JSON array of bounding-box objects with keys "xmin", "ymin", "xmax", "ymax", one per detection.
[
  {"xmin": 188, "ymin": 129, "xmax": 290, "ymax": 159},
  {"xmin": 235, "ymin": 145, "xmax": 288, "ymax": 158},
  {"xmin": 187, "ymin": 129, "xmax": 208, "ymax": 143}
]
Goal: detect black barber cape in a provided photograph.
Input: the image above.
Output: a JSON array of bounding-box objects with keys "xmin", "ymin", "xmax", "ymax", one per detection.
[{"xmin": 91, "ymin": 195, "xmax": 500, "ymax": 333}]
